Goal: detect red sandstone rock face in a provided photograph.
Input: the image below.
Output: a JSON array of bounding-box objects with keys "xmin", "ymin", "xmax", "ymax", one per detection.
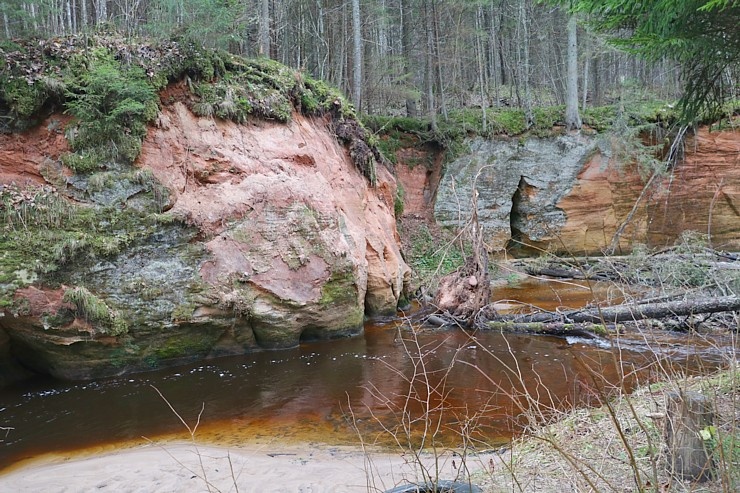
[
  {"xmin": 394, "ymin": 146, "xmax": 444, "ymax": 219},
  {"xmin": 648, "ymin": 128, "xmax": 739, "ymax": 250},
  {"xmin": 399, "ymin": 128, "xmax": 739, "ymax": 255},
  {"xmin": 0, "ymin": 115, "xmax": 71, "ymax": 186},
  {"xmin": 555, "ymin": 128, "xmax": 740, "ymax": 253},
  {"xmin": 0, "ymin": 103, "xmax": 410, "ymax": 379},
  {"xmin": 140, "ymin": 102, "xmax": 410, "ymax": 345}
]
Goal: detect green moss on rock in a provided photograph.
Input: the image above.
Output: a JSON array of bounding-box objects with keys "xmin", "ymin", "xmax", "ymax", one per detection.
[{"xmin": 62, "ymin": 286, "xmax": 128, "ymax": 336}]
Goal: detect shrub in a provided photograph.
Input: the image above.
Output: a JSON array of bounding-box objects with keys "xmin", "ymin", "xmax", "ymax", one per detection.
[{"xmin": 64, "ymin": 52, "xmax": 158, "ymax": 169}]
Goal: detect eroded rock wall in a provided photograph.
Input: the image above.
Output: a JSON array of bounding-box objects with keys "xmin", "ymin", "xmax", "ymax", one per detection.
[
  {"xmin": 0, "ymin": 103, "xmax": 410, "ymax": 380},
  {"xmin": 414, "ymin": 128, "xmax": 739, "ymax": 255},
  {"xmin": 434, "ymin": 134, "xmax": 599, "ymax": 252},
  {"xmin": 142, "ymin": 102, "xmax": 410, "ymax": 343}
]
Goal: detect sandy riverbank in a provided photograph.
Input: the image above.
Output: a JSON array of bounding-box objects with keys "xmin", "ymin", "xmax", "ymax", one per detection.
[{"xmin": 0, "ymin": 441, "xmax": 494, "ymax": 493}]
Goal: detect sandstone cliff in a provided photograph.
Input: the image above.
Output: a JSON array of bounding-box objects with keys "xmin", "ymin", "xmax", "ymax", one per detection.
[
  {"xmin": 399, "ymin": 128, "xmax": 739, "ymax": 255},
  {"xmin": 0, "ymin": 88, "xmax": 410, "ymax": 381}
]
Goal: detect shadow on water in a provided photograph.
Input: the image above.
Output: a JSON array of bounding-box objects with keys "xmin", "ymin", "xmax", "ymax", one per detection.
[{"xmin": 0, "ymin": 279, "xmax": 735, "ymax": 471}]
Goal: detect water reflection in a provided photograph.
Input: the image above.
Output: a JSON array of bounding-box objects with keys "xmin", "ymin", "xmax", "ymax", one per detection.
[{"xmin": 0, "ymin": 279, "xmax": 734, "ymax": 471}]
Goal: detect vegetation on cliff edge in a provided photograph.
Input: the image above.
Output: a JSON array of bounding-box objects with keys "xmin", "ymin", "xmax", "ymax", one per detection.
[{"xmin": 0, "ymin": 32, "xmax": 383, "ymax": 320}]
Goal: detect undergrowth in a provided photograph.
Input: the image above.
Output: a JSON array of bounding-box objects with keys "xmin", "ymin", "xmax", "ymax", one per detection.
[
  {"xmin": 62, "ymin": 286, "xmax": 128, "ymax": 336},
  {"xmin": 362, "ymin": 98, "xmax": 688, "ymax": 164}
]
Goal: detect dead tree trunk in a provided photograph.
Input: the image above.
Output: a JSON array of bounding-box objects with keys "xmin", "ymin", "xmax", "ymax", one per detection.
[
  {"xmin": 497, "ymin": 296, "xmax": 740, "ymax": 324},
  {"xmin": 433, "ymin": 189, "xmax": 490, "ymax": 327},
  {"xmin": 665, "ymin": 391, "xmax": 715, "ymax": 482}
]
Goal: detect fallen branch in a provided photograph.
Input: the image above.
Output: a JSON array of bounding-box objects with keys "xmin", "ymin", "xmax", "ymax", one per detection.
[
  {"xmin": 483, "ymin": 321, "xmax": 616, "ymax": 339},
  {"xmin": 495, "ymin": 296, "xmax": 740, "ymax": 324}
]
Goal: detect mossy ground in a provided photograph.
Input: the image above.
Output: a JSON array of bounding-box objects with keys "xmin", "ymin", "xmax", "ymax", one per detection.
[
  {"xmin": 362, "ymin": 97, "xmax": 708, "ymax": 165},
  {"xmin": 475, "ymin": 366, "xmax": 739, "ymax": 492}
]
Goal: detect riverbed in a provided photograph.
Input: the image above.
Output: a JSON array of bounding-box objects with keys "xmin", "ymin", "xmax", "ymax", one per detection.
[{"xmin": 0, "ymin": 279, "xmax": 735, "ymax": 472}]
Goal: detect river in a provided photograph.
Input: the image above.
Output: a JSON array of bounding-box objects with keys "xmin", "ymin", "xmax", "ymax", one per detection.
[{"xmin": 0, "ymin": 279, "xmax": 734, "ymax": 472}]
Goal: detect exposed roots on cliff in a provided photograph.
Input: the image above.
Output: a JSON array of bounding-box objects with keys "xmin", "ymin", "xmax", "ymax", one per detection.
[
  {"xmin": 432, "ymin": 255, "xmax": 491, "ymax": 327},
  {"xmin": 331, "ymin": 119, "xmax": 383, "ymax": 186}
]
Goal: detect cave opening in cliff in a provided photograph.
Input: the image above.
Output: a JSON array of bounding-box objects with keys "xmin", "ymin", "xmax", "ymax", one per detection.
[{"xmin": 506, "ymin": 176, "xmax": 527, "ymax": 254}]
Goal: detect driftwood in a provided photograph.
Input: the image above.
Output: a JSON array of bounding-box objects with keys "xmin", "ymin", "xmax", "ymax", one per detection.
[
  {"xmin": 484, "ymin": 321, "xmax": 616, "ymax": 339},
  {"xmin": 432, "ymin": 188, "xmax": 491, "ymax": 327},
  {"xmin": 424, "ymin": 295, "xmax": 738, "ymax": 338},
  {"xmin": 494, "ymin": 296, "xmax": 740, "ymax": 325},
  {"xmin": 518, "ymin": 248, "xmax": 739, "ymax": 286}
]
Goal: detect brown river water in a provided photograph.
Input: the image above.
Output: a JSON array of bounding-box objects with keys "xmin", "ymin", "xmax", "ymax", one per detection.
[{"xmin": 0, "ymin": 279, "xmax": 735, "ymax": 472}]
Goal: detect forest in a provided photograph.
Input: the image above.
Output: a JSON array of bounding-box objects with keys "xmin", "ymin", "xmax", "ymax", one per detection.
[
  {"xmin": 1, "ymin": 0, "xmax": 738, "ymax": 127},
  {"xmin": 0, "ymin": 2, "xmax": 739, "ymax": 492}
]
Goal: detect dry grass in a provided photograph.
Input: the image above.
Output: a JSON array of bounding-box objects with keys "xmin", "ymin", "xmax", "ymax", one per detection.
[{"xmin": 475, "ymin": 364, "xmax": 739, "ymax": 493}]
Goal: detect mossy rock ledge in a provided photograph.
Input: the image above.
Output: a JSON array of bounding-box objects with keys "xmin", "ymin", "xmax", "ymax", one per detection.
[{"xmin": 0, "ymin": 35, "xmax": 410, "ymax": 381}]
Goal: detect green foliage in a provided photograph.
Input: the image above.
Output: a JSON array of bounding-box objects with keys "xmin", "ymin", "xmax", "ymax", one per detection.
[
  {"xmin": 62, "ymin": 286, "xmax": 128, "ymax": 336},
  {"xmin": 566, "ymin": 0, "xmax": 740, "ymax": 123},
  {"xmin": 394, "ymin": 184, "xmax": 405, "ymax": 218},
  {"xmin": 300, "ymin": 76, "xmax": 355, "ymax": 119},
  {"xmin": 191, "ymin": 58, "xmax": 357, "ymax": 125},
  {"xmin": 192, "ymin": 56, "xmax": 297, "ymax": 123},
  {"xmin": 64, "ymin": 52, "xmax": 158, "ymax": 169},
  {"xmin": 363, "ymin": 115, "xmax": 435, "ymax": 164},
  {"xmin": 1, "ymin": 77, "xmax": 46, "ymax": 121},
  {"xmin": 402, "ymin": 223, "xmax": 466, "ymax": 288},
  {"xmin": 365, "ymin": 100, "xmax": 681, "ymax": 169}
]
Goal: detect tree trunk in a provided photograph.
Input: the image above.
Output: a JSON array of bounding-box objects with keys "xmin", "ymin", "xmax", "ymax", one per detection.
[
  {"xmin": 81, "ymin": 0, "xmax": 88, "ymax": 30},
  {"xmin": 519, "ymin": 0, "xmax": 534, "ymax": 127},
  {"xmin": 316, "ymin": 1, "xmax": 326, "ymax": 80},
  {"xmin": 475, "ymin": 5, "xmax": 488, "ymax": 131},
  {"xmin": 351, "ymin": 0, "xmax": 362, "ymax": 111},
  {"xmin": 565, "ymin": 12, "xmax": 582, "ymax": 130},
  {"xmin": 259, "ymin": 0, "xmax": 270, "ymax": 57},
  {"xmin": 423, "ymin": 0, "xmax": 437, "ymax": 130},
  {"xmin": 401, "ymin": 0, "xmax": 417, "ymax": 117},
  {"xmin": 66, "ymin": 0, "xmax": 72, "ymax": 34},
  {"xmin": 95, "ymin": 0, "xmax": 107, "ymax": 25},
  {"xmin": 665, "ymin": 392, "xmax": 715, "ymax": 482},
  {"xmin": 581, "ymin": 30, "xmax": 590, "ymax": 112},
  {"xmin": 431, "ymin": 0, "xmax": 446, "ymax": 121},
  {"xmin": 497, "ymin": 296, "xmax": 740, "ymax": 324},
  {"xmin": 483, "ymin": 321, "xmax": 612, "ymax": 338}
]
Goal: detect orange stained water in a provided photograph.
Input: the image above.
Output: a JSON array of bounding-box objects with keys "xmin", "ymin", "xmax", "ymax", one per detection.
[{"xmin": 0, "ymin": 279, "xmax": 732, "ymax": 473}]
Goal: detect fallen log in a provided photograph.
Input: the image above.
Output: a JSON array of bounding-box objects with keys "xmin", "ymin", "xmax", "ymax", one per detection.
[
  {"xmin": 496, "ymin": 296, "xmax": 740, "ymax": 324},
  {"xmin": 484, "ymin": 321, "xmax": 617, "ymax": 339}
]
